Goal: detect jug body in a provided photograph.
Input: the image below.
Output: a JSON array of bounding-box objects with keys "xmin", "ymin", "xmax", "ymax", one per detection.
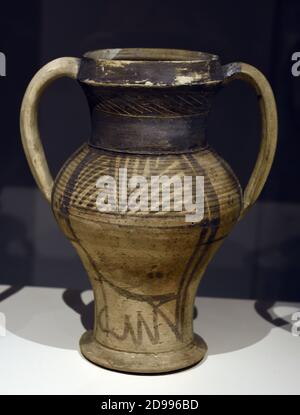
[{"xmin": 20, "ymin": 48, "xmax": 277, "ymax": 373}]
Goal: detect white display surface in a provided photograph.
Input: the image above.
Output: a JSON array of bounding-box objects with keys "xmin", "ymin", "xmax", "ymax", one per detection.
[{"xmin": 0, "ymin": 284, "xmax": 299, "ymax": 395}]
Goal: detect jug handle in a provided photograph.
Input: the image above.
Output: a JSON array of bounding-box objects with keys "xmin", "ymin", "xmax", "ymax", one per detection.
[
  {"xmin": 223, "ymin": 63, "xmax": 278, "ymax": 219},
  {"xmin": 20, "ymin": 57, "xmax": 81, "ymax": 204}
]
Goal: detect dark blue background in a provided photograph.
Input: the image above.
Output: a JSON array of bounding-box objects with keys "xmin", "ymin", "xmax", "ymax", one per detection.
[{"xmin": 0, "ymin": 0, "xmax": 299, "ymax": 301}]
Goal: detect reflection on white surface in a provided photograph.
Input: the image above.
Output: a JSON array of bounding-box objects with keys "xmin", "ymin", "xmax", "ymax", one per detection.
[
  {"xmin": 0, "ymin": 285, "xmax": 278, "ymax": 353},
  {"xmin": 0, "ymin": 284, "xmax": 299, "ymax": 394}
]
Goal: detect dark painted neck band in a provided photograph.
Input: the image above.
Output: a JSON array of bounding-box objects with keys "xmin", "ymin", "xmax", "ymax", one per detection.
[{"xmin": 89, "ymin": 112, "xmax": 207, "ymax": 154}]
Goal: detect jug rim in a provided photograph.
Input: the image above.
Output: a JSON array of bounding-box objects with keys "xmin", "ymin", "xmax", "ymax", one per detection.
[
  {"xmin": 83, "ymin": 48, "xmax": 219, "ymax": 62},
  {"xmin": 78, "ymin": 48, "xmax": 224, "ymax": 87}
]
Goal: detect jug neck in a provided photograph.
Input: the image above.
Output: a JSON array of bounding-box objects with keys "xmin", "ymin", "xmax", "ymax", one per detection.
[{"xmin": 81, "ymin": 84, "xmax": 220, "ymax": 154}]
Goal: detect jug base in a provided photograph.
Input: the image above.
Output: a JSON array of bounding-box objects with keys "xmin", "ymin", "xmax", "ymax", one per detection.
[{"xmin": 79, "ymin": 330, "xmax": 207, "ymax": 374}]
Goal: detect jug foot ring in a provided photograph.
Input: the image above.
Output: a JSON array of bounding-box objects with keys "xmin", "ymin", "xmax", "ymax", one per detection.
[{"xmin": 79, "ymin": 330, "xmax": 207, "ymax": 374}]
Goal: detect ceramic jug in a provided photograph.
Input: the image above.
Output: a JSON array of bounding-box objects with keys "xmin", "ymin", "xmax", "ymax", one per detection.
[{"xmin": 20, "ymin": 48, "xmax": 277, "ymax": 373}]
